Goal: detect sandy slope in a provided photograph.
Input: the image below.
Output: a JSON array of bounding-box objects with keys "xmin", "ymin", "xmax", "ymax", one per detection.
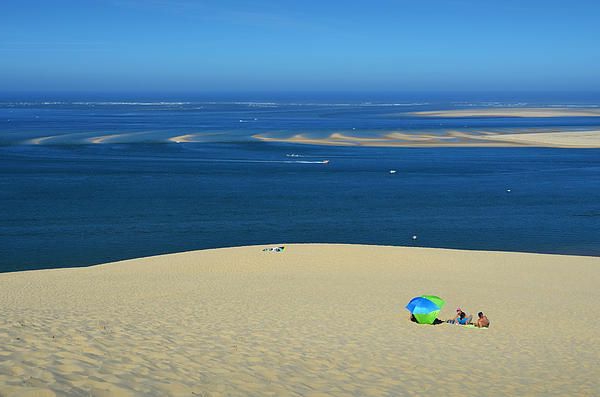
[{"xmin": 1, "ymin": 244, "xmax": 599, "ymax": 396}]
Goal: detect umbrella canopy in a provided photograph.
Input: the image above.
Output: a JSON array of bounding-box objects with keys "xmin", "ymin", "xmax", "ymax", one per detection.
[{"xmin": 405, "ymin": 295, "xmax": 445, "ymax": 324}]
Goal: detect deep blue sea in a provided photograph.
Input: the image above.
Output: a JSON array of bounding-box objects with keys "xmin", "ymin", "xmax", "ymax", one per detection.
[{"xmin": 1, "ymin": 93, "xmax": 599, "ymax": 272}]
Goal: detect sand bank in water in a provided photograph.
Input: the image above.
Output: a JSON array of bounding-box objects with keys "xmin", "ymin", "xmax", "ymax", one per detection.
[
  {"xmin": 253, "ymin": 129, "xmax": 600, "ymax": 148},
  {"xmin": 167, "ymin": 133, "xmax": 225, "ymax": 143},
  {"xmin": 1, "ymin": 244, "xmax": 599, "ymax": 396},
  {"xmin": 412, "ymin": 108, "xmax": 600, "ymax": 118}
]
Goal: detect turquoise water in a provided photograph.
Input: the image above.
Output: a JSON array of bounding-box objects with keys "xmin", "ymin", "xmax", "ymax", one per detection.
[{"xmin": 1, "ymin": 97, "xmax": 599, "ymax": 271}]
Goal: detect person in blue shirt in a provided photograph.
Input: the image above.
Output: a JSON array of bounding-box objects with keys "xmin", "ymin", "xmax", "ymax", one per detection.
[{"xmin": 453, "ymin": 308, "xmax": 473, "ymax": 325}]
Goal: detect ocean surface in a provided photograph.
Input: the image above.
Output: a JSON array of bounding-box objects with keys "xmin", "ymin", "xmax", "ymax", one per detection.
[{"xmin": 1, "ymin": 94, "xmax": 599, "ymax": 272}]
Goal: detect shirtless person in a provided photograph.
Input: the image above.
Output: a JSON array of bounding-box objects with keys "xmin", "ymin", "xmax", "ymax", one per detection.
[{"xmin": 476, "ymin": 312, "xmax": 490, "ymax": 328}]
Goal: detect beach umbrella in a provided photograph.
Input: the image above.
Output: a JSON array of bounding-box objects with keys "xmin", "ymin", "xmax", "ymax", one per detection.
[{"xmin": 405, "ymin": 295, "xmax": 445, "ymax": 324}]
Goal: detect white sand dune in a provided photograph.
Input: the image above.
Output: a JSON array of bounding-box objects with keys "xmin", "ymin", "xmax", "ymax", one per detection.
[{"xmin": 1, "ymin": 244, "xmax": 599, "ymax": 396}]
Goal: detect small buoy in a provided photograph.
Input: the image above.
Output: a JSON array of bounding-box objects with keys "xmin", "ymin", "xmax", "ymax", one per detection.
[
  {"xmin": 412, "ymin": 235, "xmax": 418, "ymax": 240},
  {"xmin": 389, "ymin": 170, "xmax": 397, "ymax": 174}
]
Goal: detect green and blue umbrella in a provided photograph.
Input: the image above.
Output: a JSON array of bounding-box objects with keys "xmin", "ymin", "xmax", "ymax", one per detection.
[{"xmin": 405, "ymin": 295, "xmax": 445, "ymax": 324}]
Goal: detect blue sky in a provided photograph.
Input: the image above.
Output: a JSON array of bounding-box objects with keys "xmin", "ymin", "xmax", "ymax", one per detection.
[{"xmin": 1, "ymin": 0, "xmax": 599, "ymax": 93}]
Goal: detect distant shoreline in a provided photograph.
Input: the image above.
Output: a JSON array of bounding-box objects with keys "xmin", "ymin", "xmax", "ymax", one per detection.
[{"xmin": 412, "ymin": 107, "xmax": 600, "ymax": 118}]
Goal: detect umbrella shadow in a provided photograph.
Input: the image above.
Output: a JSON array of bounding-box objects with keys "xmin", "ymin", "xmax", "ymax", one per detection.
[{"xmin": 410, "ymin": 315, "xmax": 445, "ymax": 325}]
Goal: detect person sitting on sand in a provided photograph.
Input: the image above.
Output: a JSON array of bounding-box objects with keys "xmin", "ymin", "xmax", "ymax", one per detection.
[
  {"xmin": 454, "ymin": 309, "xmax": 472, "ymax": 325},
  {"xmin": 476, "ymin": 312, "xmax": 490, "ymax": 328},
  {"xmin": 446, "ymin": 308, "xmax": 469, "ymax": 324}
]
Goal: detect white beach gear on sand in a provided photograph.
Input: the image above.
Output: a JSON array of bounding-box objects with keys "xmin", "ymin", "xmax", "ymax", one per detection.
[{"xmin": 262, "ymin": 246, "xmax": 285, "ymax": 252}]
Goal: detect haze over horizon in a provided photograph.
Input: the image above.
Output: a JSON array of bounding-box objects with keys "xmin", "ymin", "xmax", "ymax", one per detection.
[{"xmin": 1, "ymin": 0, "xmax": 600, "ymax": 94}]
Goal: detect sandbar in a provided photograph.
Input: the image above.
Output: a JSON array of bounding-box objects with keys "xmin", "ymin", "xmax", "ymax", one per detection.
[
  {"xmin": 412, "ymin": 108, "xmax": 600, "ymax": 118},
  {"xmin": 253, "ymin": 130, "xmax": 600, "ymax": 148},
  {"xmin": 167, "ymin": 133, "xmax": 225, "ymax": 143}
]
